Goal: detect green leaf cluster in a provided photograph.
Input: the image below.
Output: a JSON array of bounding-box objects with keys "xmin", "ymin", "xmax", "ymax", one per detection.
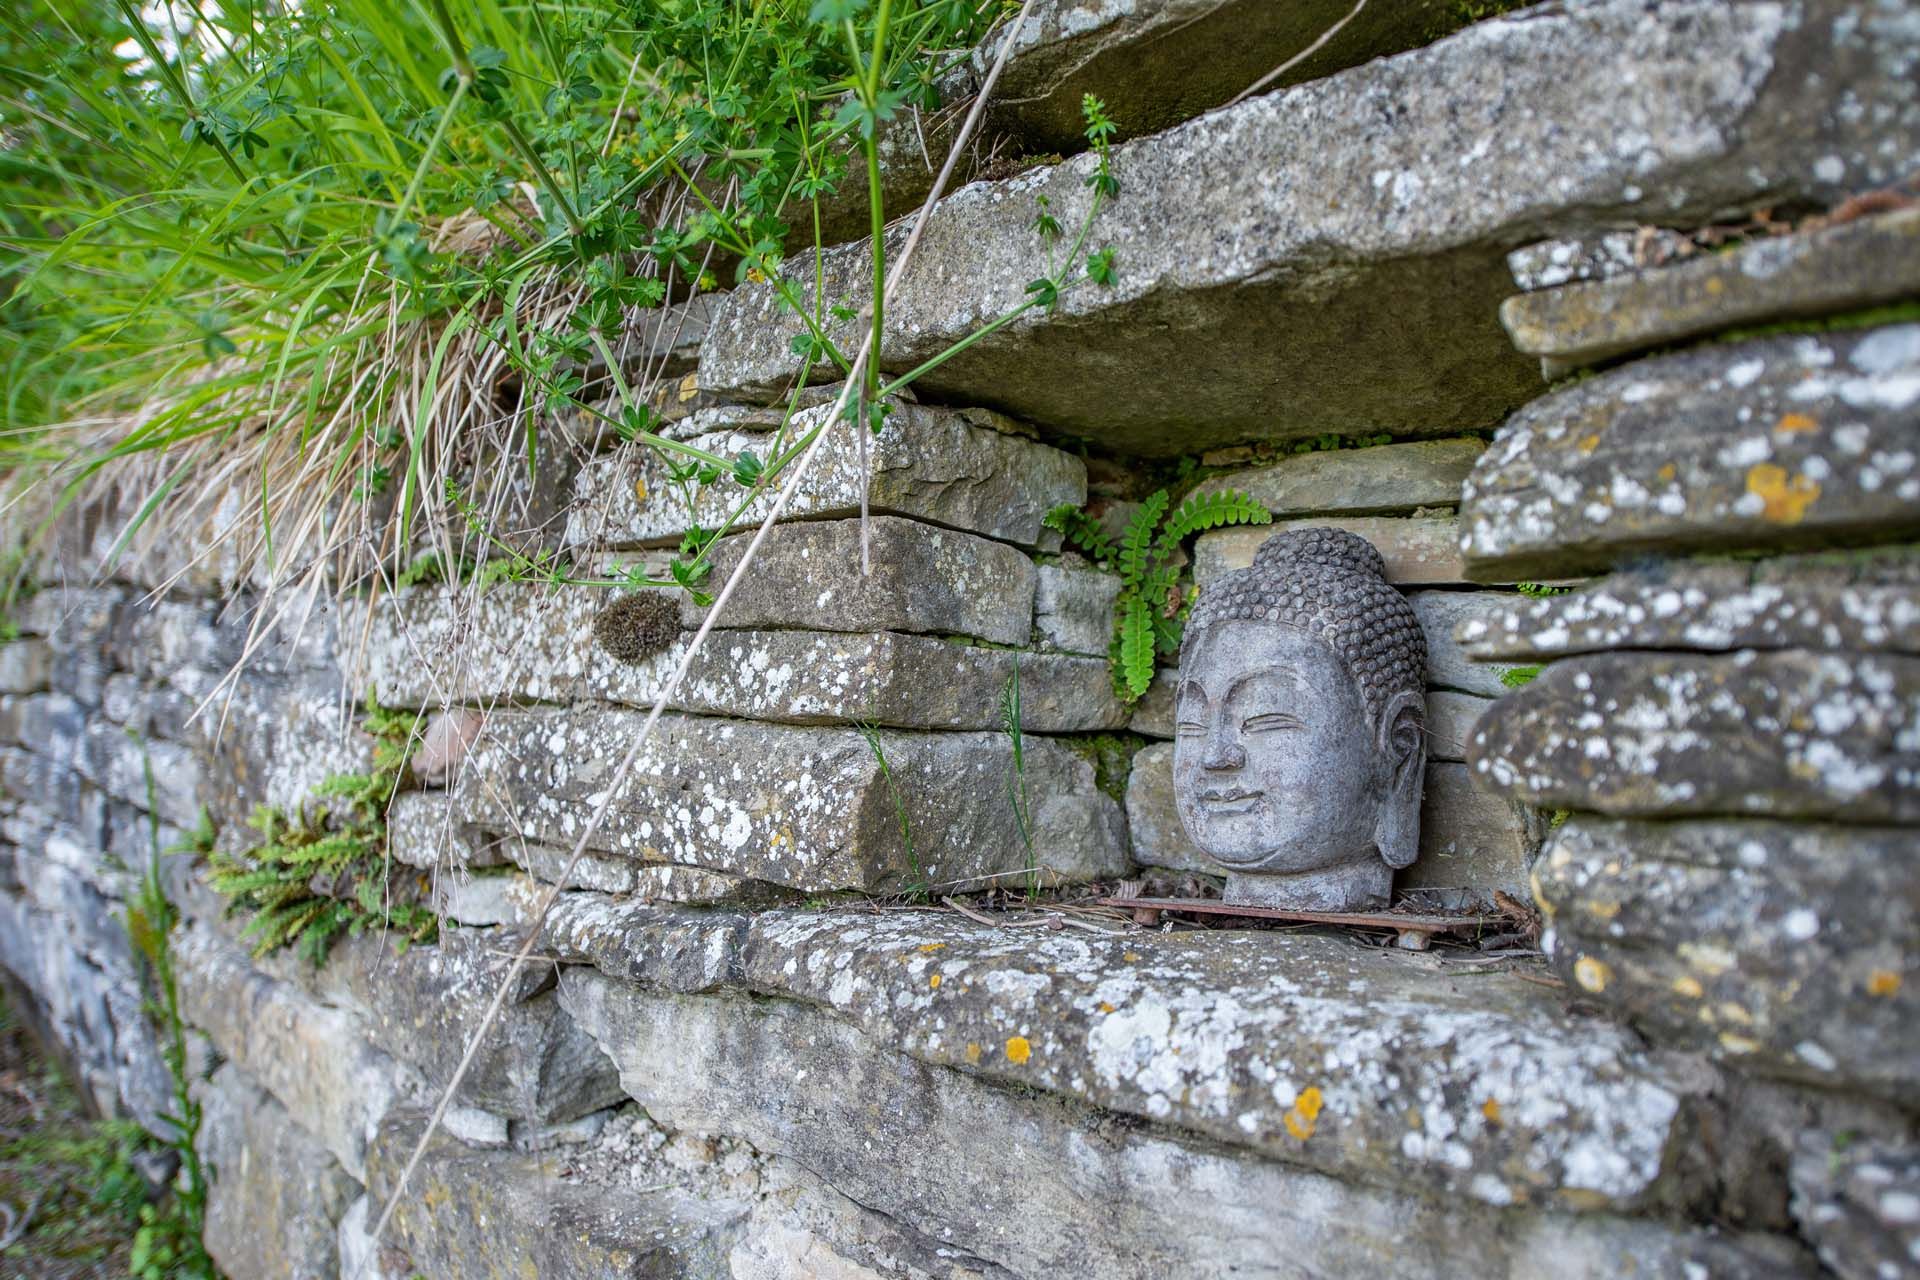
[{"xmin": 1045, "ymin": 488, "xmax": 1271, "ymax": 701}]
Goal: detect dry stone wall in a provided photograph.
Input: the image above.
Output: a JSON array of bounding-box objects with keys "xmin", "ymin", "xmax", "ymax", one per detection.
[{"xmin": 3, "ymin": 1, "xmax": 1917, "ymax": 1277}]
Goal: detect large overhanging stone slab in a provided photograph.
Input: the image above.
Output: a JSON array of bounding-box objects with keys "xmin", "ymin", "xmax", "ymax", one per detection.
[
  {"xmin": 1533, "ymin": 816, "xmax": 1917, "ymax": 1105},
  {"xmin": 198, "ymin": 1064, "xmax": 358, "ymax": 1280},
  {"xmin": 1191, "ymin": 438, "xmax": 1486, "ymax": 519},
  {"xmin": 1501, "ymin": 206, "xmax": 1920, "ymax": 373},
  {"xmin": 560, "ymin": 970, "xmax": 1808, "ymax": 1275},
  {"xmin": 565, "ymin": 401, "xmax": 1084, "ymax": 550},
  {"xmin": 363, "ymin": 582, "xmax": 1123, "ymax": 730},
  {"xmin": 1460, "ymin": 326, "xmax": 1920, "ymax": 579},
  {"xmin": 1470, "ymin": 650, "xmax": 1920, "ymax": 823},
  {"xmin": 698, "ymin": 0, "xmax": 1920, "ymax": 455},
  {"xmin": 451, "ymin": 709, "xmax": 1127, "ymax": 894},
  {"xmin": 1458, "ymin": 558, "xmax": 1920, "ymax": 661},
  {"xmin": 688, "ymin": 516, "xmax": 1037, "ymax": 646},
  {"xmin": 975, "ymin": 0, "xmax": 1472, "ymax": 154},
  {"xmin": 1126, "ymin": 743, "xmax": 1538, "ymax": 897}
]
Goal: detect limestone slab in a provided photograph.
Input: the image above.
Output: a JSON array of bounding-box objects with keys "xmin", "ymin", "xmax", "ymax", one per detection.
[
  {"xmin": 174, "ymin": 922, "xmax": 416, "ymax": 1178},
  {"xmin": 198, "ymin": 1064, "xmax": 358, "ymax": 1280},
  {"xmin": 562, "ymin": 970, "xmax": 1809, "ymax": 1275},
  {"xmin": 364, "ymin": 580, "xmax": 1121, "ymax": 730},
  {"xmin": 1456, "ymin": 560, "xmax": 1920, "ymax": 660},
  {"xmin": 565, "ymin": 401, "xmax": 1084, "ymax": 550},
  {"xmin": 1534, "ymin": 817, "xmax": 1917, "ymax": 1104},
  {"xmin": 1033, "ymin": 559, "xmax": 1119, "ymax": 655},
  {"xmin": 1197, "ymin": 516, "xmax": 1467, "ymax": 587},
  {"xmin": 1192, "ymin": 438, "xmax": 1485, "ymax": 518},
  {"xmin": 1409, "ymin": 591, "xmax": 1521, "ymax": 698},
  {"xmin": 1126, "ymin": 743, "xmax": 1538, "ymax": 895},
  {"xmin": 699, "ymin": 0, "xmax": 1920, "ymax": 454},
  {"xmin": 688, "ymin": 516, "xmax": 1037, "ymax": 646},
  {"xmin": 1501, "ymin": 206, "xmax": 1920, "ymax": 371},
  {"xmin": 1460, "ymin": 326, "xmax": 1920, "ymax": 579},
  {"xmin": 520, "ymin": 887, "xmax": 747, "ymax": 994},
  {"xmin": 1470, "ymin": 650, "xmax": 1920, "ymax": 823},
  {"xmin": 450, "ymin": 709, "xmax": 1127, "ymax": 894}
]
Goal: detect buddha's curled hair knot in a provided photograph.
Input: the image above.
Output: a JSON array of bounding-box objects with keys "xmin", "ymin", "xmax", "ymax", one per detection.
[{"xmin": 1184, "ymin": 527, "xmax": 1426, "ymax": 727}]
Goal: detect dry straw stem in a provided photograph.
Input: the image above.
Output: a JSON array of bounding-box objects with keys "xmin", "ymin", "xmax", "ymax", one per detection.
[{"xmin": 352, "ymin": 1, "xmax": 1044, "ymax": 1267}]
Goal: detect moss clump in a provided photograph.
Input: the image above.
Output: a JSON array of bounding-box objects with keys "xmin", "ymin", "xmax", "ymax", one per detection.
[
  {"xmin": 1064, "ymin": 734, "xmax": 1143, "ymax": 805},
  {"xmin": 593, "ymin": 593, "xmax": 680, "ymax": 664}
]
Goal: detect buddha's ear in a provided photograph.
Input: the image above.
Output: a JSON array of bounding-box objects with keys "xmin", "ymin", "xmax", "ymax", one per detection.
[{"xmin": 1373, "ymin": 690, "xmax": 1426, "ymax": 871}]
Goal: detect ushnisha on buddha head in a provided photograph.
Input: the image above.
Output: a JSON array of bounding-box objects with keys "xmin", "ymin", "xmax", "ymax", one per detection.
[{"xmin": 1173, "ymin": 527, "xmax": 1428, "ymax": 912}]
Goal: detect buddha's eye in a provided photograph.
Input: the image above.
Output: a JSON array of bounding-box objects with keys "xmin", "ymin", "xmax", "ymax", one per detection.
[
  {"xmin": 1175, "ymin": 720, "xmax": 1206, "ymax": 737},
  {"xmin": 1242, "ymin": 712, "xmax": 1301, "ymax": 733}
]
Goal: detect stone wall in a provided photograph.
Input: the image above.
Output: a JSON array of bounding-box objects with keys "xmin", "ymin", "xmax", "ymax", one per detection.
[{"xmin": 2, "ymin": 0, "xmax": 1917, "ymax": 1277}]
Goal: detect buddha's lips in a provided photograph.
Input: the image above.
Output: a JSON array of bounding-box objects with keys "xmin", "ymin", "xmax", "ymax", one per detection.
[{"xmin": 1197, "ymin": 787, "xmax": 1264, "ymax": 815}]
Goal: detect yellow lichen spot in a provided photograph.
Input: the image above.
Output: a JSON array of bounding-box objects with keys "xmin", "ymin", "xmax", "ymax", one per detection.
[
  {"xmin": 677, "ymin": 371, "xmax": 700, "ymax": 402},
  {"xmin": 1482, "ymin": 1098, "xmax": 1503, "ymax": 1125},
  {"xmin": 1122, "ymin": 951, "xmax": 1141, "ymax": 963},
  {"xmin": 917, "ymin": 942, "xmax": 947, "ymax": 952},
  {"xmin": 929, "ymin": 973, "xmax": 942, "ymax": 989},
  {"xmin": 964, "ymin": 1042, "xmax": 981, "ymax": 1064},
  {"xmin": 1586, "ymin": 899, "xmax": 1621, "ymax": 920},
  {"xmin": 633, "ymin": 477, "xmax": 648, "ymax": 504},
  {"xmin": 1679, "ymin": 941, "xmax": 1737, "ymax": 975},
  {"xmin": 1005, "ymin": 1036, "xmax": 1032, "ymax": 1065},
  {"xmin": 1573, "ymin": 955, "xmax": 1613, "ymax": 993},
  {"xmin": 1775, "ymin": 411, "xmax": 1819, "ymax": 434},
  {"xmin": 1098, "ymin": 1001, "xmax": 1116, "ymax": 1014},
  {"xmin": 1718, "ymin": 1032, "xmax": 1761, "ymax": 1054},
  {"xmin": 1671, "ymin": 975, "xmax": 1705, "ymax": 999},
  {"xmin": 1867, "ymin": 969, "xmax": 1902, "ymax": 997},
  {"xmin": 1577, "ymin": 434, "xmax": 1601, "ymax": 453},
  {"xmin": 1745, "ymin": 462, "xmax": 1821, "ymax": 523},
  {"xmin": 1704, "ymin": 276, "xmax": 1725, "ymax": 295},
  {"xmin": 1283, "ymin": 1086, "xmax": 1324, "ymax": 1141},
  {"xmin": 1717, "ymin": 1002, "xmax": 1754, "ymax": 1026},
  {"xmin": 1656, "ymin": 462, "xmax": 1677, "ymax": 482}
]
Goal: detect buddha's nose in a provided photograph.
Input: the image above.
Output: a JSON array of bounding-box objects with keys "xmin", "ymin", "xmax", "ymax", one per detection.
[{"xmin": 1202, "ymin": 735, "xmax": 1246, "ymax": 771}]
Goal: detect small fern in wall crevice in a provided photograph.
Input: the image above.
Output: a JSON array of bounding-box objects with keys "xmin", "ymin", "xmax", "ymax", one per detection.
[
  {"xmin": 207, "ymin": 696, "xmax": 436, "ymax": 965},
  {"xmin": 1046, "ymin": 489, "xmax": 1271, "ymax": 701}
]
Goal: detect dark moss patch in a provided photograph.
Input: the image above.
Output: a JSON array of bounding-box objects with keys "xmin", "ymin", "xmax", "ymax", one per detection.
[{"xmin": 592, "ymin": 593, "xmax": 680, "ymax": 664}]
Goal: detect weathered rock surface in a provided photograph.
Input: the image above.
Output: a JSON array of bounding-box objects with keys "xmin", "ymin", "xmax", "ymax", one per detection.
[
  {"xmin": 1791, "ymin": 1136, "xmax": 1920, "ymax": 1280},
  {"xmin": 1501, "ymin": 206, "xmax": 1920, "ymax": 371},
  {"xmin": 1458, "ymin": 557, "xmax": 1920, "ymax": 660},
  {"xmin": 566, "ymin": 401, "xmax": 1083, "ymax": 550},
  {"xmin": 1410, "ymin": 591, "xmax": 1524, "ymax": 698},
  {"xmin": 174, "ymin": 922, "xmax": 416, "ymax": 1178},
  {"xmin": 198, "ymin": 1064, "xmax": 358, "ymax": 1280},
  {"xmin": 452, "ymin": 709, "xmax": 1127, "ymax": 893},
  {"xmin": 1534, "ymin": 817, "xmax": 1917, "ymax": 1104},
  {"xmin": 700, "ymin": 0, "xmax": 1920, "ymax": 454},
  {"xmin": 1198, "ymin": 516, "xmax": 1467, "ymax": 586},
  {"xmin": 1033, "ymin": 559, "xmax": 1119, "ymax": 655},
  {"xmin": 365, "ymin": 583, "xmax": 1124, "ymax": 730},
  {"xmin": 1460, "ymin": 326, "xmax": 1920, "ymax": 578},
  {"xmin": 1470, "ymin": 650, "xmax": 1920, "ymax": 823},
  {"xmin": 528, "ymin": 889, "xmax": 747, "ymax": 993},
  {"xmin": 1192, "ymin": 438, "xmax": 1485, "ymax": 518},
  {"xmin": 976, "ymin": 0, "xmax": 1468, "ymax": 154},
  {"xmin": 563, "ymin": 969, "xmax": 1812, "ymax": 1275},
  {"xmin": 689, "ymin": 516, "xmax": 1037, "ymax": 646},
  {"xmin": 1126, "ymin": 743, "xmax": 1539, "ymax": 896}
]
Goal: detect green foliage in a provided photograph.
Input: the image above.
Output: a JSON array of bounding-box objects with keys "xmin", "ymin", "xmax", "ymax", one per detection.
[
  {"xmin": 857, "ymin": 722, "xmax": 926, "ymax": 901},
  {"xmin": 1000, "ymin": 659, "xmax": 1036, "ymax": 896},
  {"xmin": 1044, "ymin": 487, "xmax": 1271, "ymax": 701},
  {"xmin": 1500, "ymin": 665, "xmax": 1543, "ymax": 688},
  {"xmin": 206, "ymin": 696, "xmax": 435, "ymax": 965},
  {"xmin": 1516, "ymin": 581, "xmax": 1574, "ymax": 598}
]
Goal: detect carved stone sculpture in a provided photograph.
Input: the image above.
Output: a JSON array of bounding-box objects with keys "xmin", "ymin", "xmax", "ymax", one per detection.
[{"xmin": 1173, "ymin": 528, "xmax": 1428, "ymax": 911}]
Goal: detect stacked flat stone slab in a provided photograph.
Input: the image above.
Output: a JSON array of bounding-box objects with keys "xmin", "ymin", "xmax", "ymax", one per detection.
[{"xmin": 699, "ymin": 0, "xmax": 1920, "ymax": 455}]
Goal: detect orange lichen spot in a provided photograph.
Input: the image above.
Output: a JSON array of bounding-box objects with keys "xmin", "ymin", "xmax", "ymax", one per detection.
[
  {"xmin": 964, "ymin": 1042, "xmax": 981, "ymax": 1064},
  {"xmin": 1656, "ymin": 462, "xmax": 1678, "ymax": 482},
  {"xmin": 1122, "ymin": 951, "xmax": 1141, "ymax": 963},
  {"xmin": 1482, "ymin": 1098, "xmax": 1503, "ymax": 1126},
  {"xmin": 677, "ymin": 371, "xmax": 700, "ymax": 402},
  {"xmin": 929, "ymin": 973, "xmax": 942, "ymax": 989},
  {"xmin": 1775, "ymin": 412, "xmax": 1819, "ymax": 434},
  {"xmin": 1098, "ymin": 1001, "xmax": 1116, "ymax": 1014},
  {"xmin": 1005, "ymin": 1036, "xmax": 1032, "ymax": 1065},
  {"xmin": 1573, "ymin": 955, "xmax": 1613, "ymax": 993},
  {"xmin": 633, "ymin": 477, "xmax": 649, "ymax": 504},
  {"xmin": 1745, "ymin": 462, "xmax": 1821, "ymax": 523},
  {"xmin": 1283, "ymin": 1086, "xmax": 1324, "ymax": 1141},
  {"xmin": 1704, "ymin": 276, "xmax": 1725, "ymax": 295},
  {"xmin": 1867, "ymin": 969, "xmax": 1902, "ymax": 997},
  {"xmin": 917, "ymin": 942, "xmax": 947, "ymax": 952},
  {"xmin": 1671, "ymin": 975, "xmax": 1705, "ymax": 999},
  {"xmin": 1577, "ymin": 434, "xmax": 1601, "ymax": 453}
]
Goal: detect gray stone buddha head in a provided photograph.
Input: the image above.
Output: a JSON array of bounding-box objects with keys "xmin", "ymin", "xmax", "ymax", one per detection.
[{"xmin": 1174, "ymin": 528, "xmax": 1428, "ymax": 912}]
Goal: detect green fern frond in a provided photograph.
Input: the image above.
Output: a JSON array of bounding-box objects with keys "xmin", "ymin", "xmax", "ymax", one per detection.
[
  {"xmin": 1042, "ymin": 503, "xmax": 1117, "ymax": 565},
  {"xmin": 1159, "ymin": 489, "xmax": 1271, "ymax": 545},
  {"xmin": 1118, "ymin": 491, "xmax": 1168, "ymax": 587},
  {"xmin": 1118, "ymin": 597, "xmax": 1156, "ymax": 701}
]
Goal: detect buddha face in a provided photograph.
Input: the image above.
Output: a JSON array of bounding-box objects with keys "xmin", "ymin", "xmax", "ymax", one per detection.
[{"xmin": 1174, "ymin": 621, "xmax": 1387, "ymax": 880}]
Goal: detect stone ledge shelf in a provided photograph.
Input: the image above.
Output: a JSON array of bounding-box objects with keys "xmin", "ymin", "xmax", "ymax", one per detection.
[{"xmin": 696, "ymin": 0, "xmax": 1920, "ymax": 455}]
